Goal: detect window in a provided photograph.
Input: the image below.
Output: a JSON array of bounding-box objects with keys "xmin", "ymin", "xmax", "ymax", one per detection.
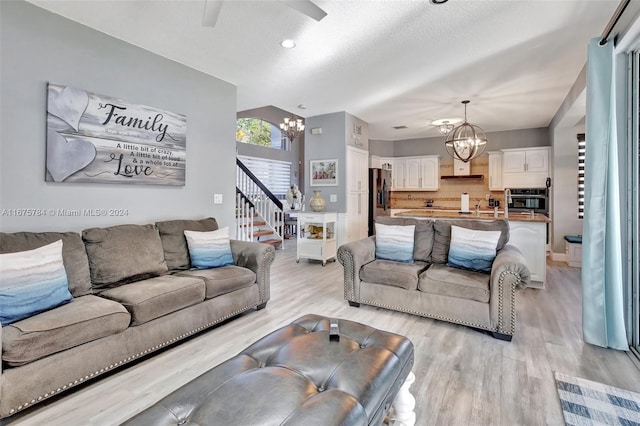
[
  {"xmin": 577, "ymin": 133, "xmax": 585, "ymax": 219},
  {"xmin": 236, "ymin": 118, "xmax": 288, "ymax": 151},
  {"xmin": 238, "ymin": 155, "xmax": 291, "ymax": 199}
]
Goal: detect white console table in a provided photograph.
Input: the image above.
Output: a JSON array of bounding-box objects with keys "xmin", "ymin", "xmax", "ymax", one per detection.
[{"xmin": 296, "ymin": 212, "xmax": 337, "ymax": 266}]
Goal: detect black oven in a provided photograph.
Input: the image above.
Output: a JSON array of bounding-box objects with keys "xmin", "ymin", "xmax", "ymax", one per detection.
[{"xmin": 507, "ymin": 188, "xmax": 548, "ymax": 215}]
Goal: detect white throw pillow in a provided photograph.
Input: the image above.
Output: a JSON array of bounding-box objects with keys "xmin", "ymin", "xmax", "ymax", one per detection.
[
  {"xmin": 0, "ymin": 240, "xmax": 73, "ymax": 325},
  {"xmin": 184, "ymin": 227, "xmax": 234, "ymax": 269},
  {"xmin": 447, "ymin": 225, "xmax": 501, "ymax": 273},
  {"xmin": 375, "ymin": 223, "xmax": 415, "ymax": 263}
]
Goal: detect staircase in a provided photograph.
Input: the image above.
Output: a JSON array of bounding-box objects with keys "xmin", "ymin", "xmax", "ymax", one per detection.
[{"xmin": 236, "ymin": 159, "xmax": 284, "ymax": 249}]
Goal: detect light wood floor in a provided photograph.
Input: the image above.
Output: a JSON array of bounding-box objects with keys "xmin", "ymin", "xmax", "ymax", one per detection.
[{"xmin": 4, "ymin": 239, "xmax": 640, "ymax": 426}]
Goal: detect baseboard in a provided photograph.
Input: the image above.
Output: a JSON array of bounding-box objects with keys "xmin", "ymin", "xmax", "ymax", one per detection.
[{"xmin": 551, "ymin": 252, "xmax": 567, "ymax": 262}]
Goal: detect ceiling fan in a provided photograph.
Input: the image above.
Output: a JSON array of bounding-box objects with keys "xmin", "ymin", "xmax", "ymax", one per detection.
[{"xmin": 203, "ymin": 0, "xmax": 327, "ymax": 27}]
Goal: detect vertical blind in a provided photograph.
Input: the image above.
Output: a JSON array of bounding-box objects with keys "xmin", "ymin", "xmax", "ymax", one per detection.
[
  {"xmin": 578, "ymin": 133, "xmax": 586, "ymax": 219},
  {"xmin": 238, "ymin": 155, "xmax": 291, "ymax": 199}
]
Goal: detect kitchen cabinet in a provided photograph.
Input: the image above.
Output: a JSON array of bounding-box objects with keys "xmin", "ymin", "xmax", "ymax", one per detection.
[
  {"xmin": 508, "ymin": 220, "xmax": 546, "ymax": 288},
  {"xmin": 296, "ymin": 212, "xmax": 337, "ymax": 266},
  {"xmin": 370, "ymin": 155, "xmax": 381, "ymax": 169},
  {"xmin": 502, "ymin": 147, "xmax": 550, "ymax": 189},
  {"xmin": 488, "ymin": 151, "xmax": 503, "ymax": 191},
  {"xmin": 391, "ymin": 156, "xmax": 439, "ymax": 191}
]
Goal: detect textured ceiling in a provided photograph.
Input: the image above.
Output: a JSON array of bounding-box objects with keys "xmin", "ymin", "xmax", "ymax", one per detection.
[{"xmin": 27, "ymin": 0, "xmax": 618, "ymax": 140}]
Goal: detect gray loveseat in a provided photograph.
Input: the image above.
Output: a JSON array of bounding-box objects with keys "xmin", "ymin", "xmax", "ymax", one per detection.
[
  {"xmin": 337, "ymin": 217, "xmax": 530, "ymax": 341},
  {"xmin": 0, "ymin": 217, "xmax": 275, "ymax": 418}
]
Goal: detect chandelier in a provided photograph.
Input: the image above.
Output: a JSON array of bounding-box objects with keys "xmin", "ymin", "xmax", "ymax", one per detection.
[
  {"xmin": 444, "ymin": 100, "xmax": 487, "ymax": 163},
  {"xmin": 438, "ymin": 121, "xmax": 454, "ymax": 135},
  {"xmin": 280, "ymin": 117, "xmax": 305, "ymax": 143}
]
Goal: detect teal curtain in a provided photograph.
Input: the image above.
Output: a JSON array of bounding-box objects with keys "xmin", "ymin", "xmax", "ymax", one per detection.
[{"xmin": 582, "ymin": 38, "xmax": 628, "ymax": 350}]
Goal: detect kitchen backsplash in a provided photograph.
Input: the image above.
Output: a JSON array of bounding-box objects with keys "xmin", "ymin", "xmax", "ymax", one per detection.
[{"xmin": 389, "ymin": 157, "xmax": 505, "ymax": 209}]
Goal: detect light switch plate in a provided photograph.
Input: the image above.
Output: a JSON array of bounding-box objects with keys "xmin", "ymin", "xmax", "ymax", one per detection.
[
  {"xmin": 214, "ymin": 194, "xmax": 223, "ymax": 204},
  {"xmin": 330, "ymin": 194, "xmax": 337, "ymax": 202}
]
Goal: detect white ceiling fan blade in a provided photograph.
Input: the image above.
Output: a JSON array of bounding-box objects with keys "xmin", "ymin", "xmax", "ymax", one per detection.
[
  {"xmin": 278, "ymin": 0, "xmax": 327, "ymax": 22},
  {"xmin": 203, "ymin": 0, "xmax": 224, "ymax": 27}
]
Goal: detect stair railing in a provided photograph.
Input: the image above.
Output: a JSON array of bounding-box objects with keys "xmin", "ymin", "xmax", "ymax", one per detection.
[
  {"xmin": 236, "ymin": 158, "xmax": 284, "ymax": 241},
  {"xmin": 235, "ymin": 191, "xmax": 255, "ymax": 241}
]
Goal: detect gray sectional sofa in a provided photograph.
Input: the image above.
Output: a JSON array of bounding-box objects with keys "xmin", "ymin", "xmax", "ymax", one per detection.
[
  {"xmin": 0, "ymin": 217, "xmax": 275, "ymax": 418},
  {"xmin": 337, "ymin": 217, "xmax": 531, "ymax": 341}
]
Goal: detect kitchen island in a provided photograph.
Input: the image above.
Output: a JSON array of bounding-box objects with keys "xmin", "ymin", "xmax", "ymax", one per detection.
[{"xmin": 391, "ymin": 208, "xmax": 550, "ymax": 288}]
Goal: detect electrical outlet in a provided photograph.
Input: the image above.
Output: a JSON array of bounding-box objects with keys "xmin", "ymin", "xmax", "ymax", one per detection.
[
  {"xmin": 408, "ymin": 194, "xmax": 412, "ymax": 200},
  {"xmin": 485, "ymin": 194, "xmax": 490, "ymax": 200},
  {"xmin": 330, "ymin": 194, "xmax": 337, "ymax": 202},
  {"xmin": 214, "ymin": 194, "xmax": 223, "ymax": 204}
]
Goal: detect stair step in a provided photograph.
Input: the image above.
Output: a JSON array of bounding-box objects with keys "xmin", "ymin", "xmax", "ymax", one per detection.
[
  {"xmin": 240, "ymin": 221, "xmax": 266, "ymax": 227},
  {"xmin": 253, "ymin": 230, "xmax": 274, "ymax": 237},
  {"xmin": 261, "ymin": 239, "xmax": 283, "ymax": 247},
  {"xmin": 236, "ymin": 213, "xmax": 259, "ymax": 218}
]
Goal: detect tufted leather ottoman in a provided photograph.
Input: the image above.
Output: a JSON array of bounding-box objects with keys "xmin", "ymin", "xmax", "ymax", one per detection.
[{"xmin": 124, "ymin": 314, "xmax": 415, "ymax": 426}]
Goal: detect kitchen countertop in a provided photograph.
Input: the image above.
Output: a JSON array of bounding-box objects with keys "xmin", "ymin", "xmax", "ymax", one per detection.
[{"xmin": 394, "ymin": 208, "xmax": 551, "ymax": 223}]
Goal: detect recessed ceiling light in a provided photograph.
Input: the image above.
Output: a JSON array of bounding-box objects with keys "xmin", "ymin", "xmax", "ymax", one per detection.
[
  {"xmin": 281, "ymin": 39, "xmax": 296, "ymax": 49},
  {"xmin": 298, "ymin": 104, "xmax": 307, "ymax": 110}
]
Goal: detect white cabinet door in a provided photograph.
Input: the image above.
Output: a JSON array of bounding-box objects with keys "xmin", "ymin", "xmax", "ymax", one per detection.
[
  {"xmin": 392, "ymin": 158, "xmax": 405, "ymax": 190},
  {"xmin": 404, "ymin": 158, "xmax": 422, "ymax": 189},
  {"xmin": 347, "ymin": 147, "xmax": 368, "ymax": 193},
  {"xmin": 508, "ymin": 221, "xmax": 546, "ymax": 287},
  {"xmin": 370, "ymin": 155, "xmax": 381, "ymax": 169},
  {"xmin": 488, "ymin": 152, "xmax": 503, "ymax": 190},
  {"xmin": 420, "ymin": 156, "xmax": 439, "ymax": 190},
  {"xmin": 503, "ymin": 151, "xmax": 526, "ymax": 173},
  {"xmin": 525, "ymin": 149, "xmax": 549, "ymax": 172}
]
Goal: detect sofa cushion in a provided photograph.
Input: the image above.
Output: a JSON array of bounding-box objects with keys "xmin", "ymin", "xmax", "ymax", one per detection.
[
  {"xmin": 99, "ymin": 275, "xmax": 205, "ymax": 326},
  {"xmin": 0, "ymin": 231, "xmax": 92, "ymax": 297},
  {"xmin": 0, "ymin": 240, "xmax": 73, "ymax": 325},
  {"xmin": 448, "ymin": 225, "xmax": 501, "ymax": 273},
  {"xmin": 376, "ymin": 217, "xmax": 434, "ymax": 262},
  {"xmin": 360, "ymin": 259, "xmax": 429, "ymax": 291},
  {"xmin": 375, "ymin": 223, "xmax": 415, "ymax": 263},
  {"xmin": 156, "ymin": 218, "xmax": 219, "ymax": 270},
  {"xmin": 431, "ymin": 220, "xmax": 509, "ymax": 264},
  {"xmin": 184, "ymin": 227, "xmax": 234, "ymax": 269},
  {"xmin": 82, "ymin": 224, "xmax": 168, "ymax": 290},
  {"xmin": 418, "ymin": 264, "xmax": 490, "ymax": 303},
  {"xmin": 178, "ymin": 266, "xmax": 256, "ymax": 299},
  {"xmin": 1, "ymin": 295, "xmax": 130, "ymax": 367}
]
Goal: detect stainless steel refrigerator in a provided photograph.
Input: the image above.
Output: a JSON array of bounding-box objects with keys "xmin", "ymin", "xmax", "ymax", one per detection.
[{"xmin": 368, "ymin": 168, "xmax": 392, "ymax": 236}]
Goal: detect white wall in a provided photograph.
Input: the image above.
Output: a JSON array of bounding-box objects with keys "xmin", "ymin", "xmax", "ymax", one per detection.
[{"xmin": 0, "ymin": 1, "xmax": 237, "ymax": 233}]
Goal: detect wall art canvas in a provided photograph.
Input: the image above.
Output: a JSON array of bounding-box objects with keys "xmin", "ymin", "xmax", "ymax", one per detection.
[
  {"xmin": 310, "ymin": 159, "xmax": 338, "ymax": 186},
  {"xmin": 46, "ymin": 83, "xmax": 187, "ymax": 185}
]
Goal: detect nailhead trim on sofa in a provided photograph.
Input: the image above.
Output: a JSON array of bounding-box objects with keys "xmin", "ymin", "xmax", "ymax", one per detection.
[{"xmin": 7, "ymin": 303, "xmax": 258, "ymax": 416}]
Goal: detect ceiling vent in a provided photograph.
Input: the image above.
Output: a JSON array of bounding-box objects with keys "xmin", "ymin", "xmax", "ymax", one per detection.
[{"xmin": 393, "ymin": 126, "xmax": 408, "ymax": 130}]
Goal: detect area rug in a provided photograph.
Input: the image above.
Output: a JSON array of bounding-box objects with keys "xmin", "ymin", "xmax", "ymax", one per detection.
[{"xmin": 554, "ymin": 371, "xmax": 640, "ymax": 426}]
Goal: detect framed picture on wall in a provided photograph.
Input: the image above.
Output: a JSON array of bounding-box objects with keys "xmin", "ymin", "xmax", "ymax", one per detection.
[{"xmin": 310, "ymin": 159, "xmax": 338, "ymax": 186}]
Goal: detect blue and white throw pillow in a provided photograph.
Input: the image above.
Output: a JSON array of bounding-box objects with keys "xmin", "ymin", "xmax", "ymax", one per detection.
[
  {"xmin": 447, "ymin": 225, "xmax": 501, "ymax": 273},
  {"xmin": 0, "ymin": 240, "xmax": 73, "ymax": 325},
  {"xmin": 375, "ymin": 223, "xmax": 415, "ymax": 263},
  {"xmin": 184, "ymin": 227, "xmax": 234, "ymax": 269}
]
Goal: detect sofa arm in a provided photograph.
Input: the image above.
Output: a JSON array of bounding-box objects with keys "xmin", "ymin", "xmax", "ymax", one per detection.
[
  {"xmin": 489, "ymin": 244, "xmax": 531, "ymax": 336},
  {"xmin": 230, "ymin": 240, "xmax": 275, "ymax": 305},
  {"xmin": 337, "ymin": 236, "xmax": 376, "ymax": 304}
]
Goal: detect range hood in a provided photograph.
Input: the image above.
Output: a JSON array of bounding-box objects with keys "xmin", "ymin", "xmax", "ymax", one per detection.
[{"xmin": 441, "ymin": 158, "xmax": 484, "ymax": 180}]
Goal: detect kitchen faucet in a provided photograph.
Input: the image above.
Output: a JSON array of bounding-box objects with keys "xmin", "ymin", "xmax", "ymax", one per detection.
[
  {"xmin": 475, "ymin": 200, "xmax": 482, "ymax": 216},
  {"xmin": 504, "ymin": 188, "xmax": 512, "ymax": 218}
]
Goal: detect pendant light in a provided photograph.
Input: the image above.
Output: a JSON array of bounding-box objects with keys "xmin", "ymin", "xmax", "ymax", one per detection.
[{"xmin": 444, "ymin": 100, "xmax": 487, "ymax": 163}]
